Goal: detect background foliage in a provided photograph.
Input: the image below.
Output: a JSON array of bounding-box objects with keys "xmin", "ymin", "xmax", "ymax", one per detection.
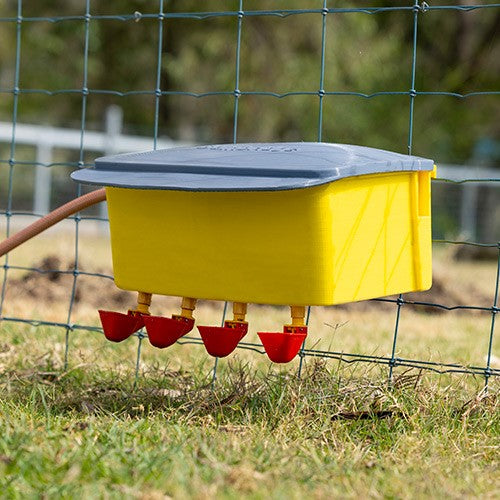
[{"xmin": 1, "ymin": 0, "xmax": 498, "ymax": 163}]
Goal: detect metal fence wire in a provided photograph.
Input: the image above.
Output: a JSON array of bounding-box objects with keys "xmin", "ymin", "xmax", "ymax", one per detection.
[{"xmin": 0, "ymin": 1, "xmax": 499, "ymax": 387}]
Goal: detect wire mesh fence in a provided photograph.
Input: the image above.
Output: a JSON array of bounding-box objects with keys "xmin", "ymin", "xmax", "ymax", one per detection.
[{"xmin": 0, "ymin": 1, "xmax": 499, "ymax": 387}]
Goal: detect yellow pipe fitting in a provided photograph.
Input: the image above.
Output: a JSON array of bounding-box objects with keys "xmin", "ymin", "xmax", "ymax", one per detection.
[
  {"xmin": 180, "ymin": 297, "xmax": 197, "ymax": 319},
  {"xmin": 135, "ymin": 291, "xmax": 152, "ymax": 315},
  {"xmin": 290, "ymin": 305, "xmax": 306, "ymax": 326},
  {"xmin": 233, "ymin": 302, "xmax": 247, "ymax": 322}
]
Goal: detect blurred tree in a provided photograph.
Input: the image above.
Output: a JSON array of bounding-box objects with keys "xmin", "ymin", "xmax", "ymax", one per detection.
[{"xmin": 0, "ymin": 0, "xmax": 498, "ymax": 164}]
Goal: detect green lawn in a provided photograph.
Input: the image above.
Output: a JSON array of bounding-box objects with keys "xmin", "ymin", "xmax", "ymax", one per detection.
[{"xmin": 0, "ymin": 322, "xmax": 498, "ymax": 499}]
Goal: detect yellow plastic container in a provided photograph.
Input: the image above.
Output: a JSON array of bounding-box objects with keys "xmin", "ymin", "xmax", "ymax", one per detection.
[
  {"xmin": 72, "ymin": 143, "xmax": 436, "ymax": 306},
  {"xmin": 105, "ymin": 170, "xmax": 433, "ymax": 306}
]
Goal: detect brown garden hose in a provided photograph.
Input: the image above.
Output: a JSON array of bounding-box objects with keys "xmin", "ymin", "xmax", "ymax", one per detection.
[{"xmin": 0, "ymin": 188, "xmax": 106, "ymax": 258}]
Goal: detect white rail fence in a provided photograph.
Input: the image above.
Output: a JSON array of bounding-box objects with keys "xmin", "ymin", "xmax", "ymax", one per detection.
[
  {"xmin": 0, "ymin": 107, "xmax": 498, "ymax": 240},
  {"xmin": 0, "ymin": 106, "xmax": 189, "ymax": 218},
  {"xmin": 436, "ymin": 165, "xmax": 499, "ymax": 241}
]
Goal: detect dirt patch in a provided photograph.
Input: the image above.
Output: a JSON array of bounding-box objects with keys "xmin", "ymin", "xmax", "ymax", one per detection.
[
  {"xmin": 5, "ymin": 256, "xmax": 135, "ymax": 311},
  {"xmin": 4, "ymin": 256, "xmax": 493, "ymax": 315},
  {"xmin": 4, "ymin": 256, "xmax": 222, "ymax": 316},
  {"xmin": 333, "ymin": 268, "xmax": 492, "ymax": 314},
  {"xmin": 453, "ymin": 245, "xmax": 498, "ymax": 262}
]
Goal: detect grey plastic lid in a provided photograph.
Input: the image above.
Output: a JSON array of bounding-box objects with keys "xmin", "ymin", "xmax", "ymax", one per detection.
[{"xmin": 71, "ymin": 142, "xmax": 434, "ymax": 192}]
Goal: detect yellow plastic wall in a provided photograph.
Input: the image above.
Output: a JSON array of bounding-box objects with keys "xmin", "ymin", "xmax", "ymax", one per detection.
[{"xmin": 106, "ymin": 170, "xmax": 432, "ymax": 306}]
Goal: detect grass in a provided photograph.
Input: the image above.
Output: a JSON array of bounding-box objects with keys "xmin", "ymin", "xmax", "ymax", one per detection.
[
  {"xmin": 0, "ymin": 322, "xmax": 499, "ymax": 498},
  {"xmin": 0, "ymin": 233, "xmax": 499, "ymax": 497},
  {"xmin": 0, "ymin": 354, "xmax": 498, "ymax": 498}
]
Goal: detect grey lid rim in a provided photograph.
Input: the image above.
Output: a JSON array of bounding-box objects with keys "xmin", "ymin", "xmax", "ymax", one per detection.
[
  {"xmin": 70, "ymin": 165, "xmax": 431, "ymax": 192},
  {"xmin": 71, "ymin": 142, "xmax": 435, "ymax": 192}
]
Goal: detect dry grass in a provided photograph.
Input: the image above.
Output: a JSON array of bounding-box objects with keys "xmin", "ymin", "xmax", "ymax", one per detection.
[{"xmin": 0, "ymin": 231, "xmax": 499, "ymax": 497}]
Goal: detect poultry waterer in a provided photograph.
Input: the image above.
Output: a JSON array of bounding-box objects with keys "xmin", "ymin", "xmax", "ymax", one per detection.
[{"xmin": 71, "ymin": 143, "xmax": 436, "ymax": 363}]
